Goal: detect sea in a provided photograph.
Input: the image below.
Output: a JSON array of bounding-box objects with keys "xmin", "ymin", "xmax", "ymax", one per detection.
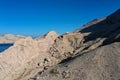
[{"xmin": 0, "ymin": 44, "xmax": 13, "ymax": 53}]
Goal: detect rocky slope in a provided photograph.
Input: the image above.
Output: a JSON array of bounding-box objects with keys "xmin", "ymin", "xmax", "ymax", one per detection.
[
  {"xmin": 28, "ymin": 9, "xmax": 120, "ymax": 80},
  {"xmin": 0, "ymin": 9, "xmax": 120, "ymax": 80},
  {"xmin": 34, "ymin": 42, "xmax": 120, "ymax": 80},
  {"xmin": 0, "ymin": 31, "xmax": 58, "ymax": 80}
]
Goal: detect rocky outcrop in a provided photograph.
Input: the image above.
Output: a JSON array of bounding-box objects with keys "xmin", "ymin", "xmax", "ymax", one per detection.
[
  {"xmin": 0, "ymin": 34, "xmax": 26, "ymax": 43},
  {"xmin": 49, "ymin": 32, "xmax": 84, "ymax": 64},
  {"xmin": 0, "ymin": 31, "xmax": 58, "ymax": 80},
  {"xmin": 48, "ymin": 10, "xmax": 120, "ymax": 65},
  {"xmin": 0, "ymin": 37, "xmax": 39, "ymax": 80},
  {"xmin": 34, "ymin": 42, "xmax": 120, "ymax": 80}
]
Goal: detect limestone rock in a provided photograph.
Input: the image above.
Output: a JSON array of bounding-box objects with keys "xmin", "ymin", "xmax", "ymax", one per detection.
[
  {"xmin": 49, "ymin": 32, "xmax": 83, "ymax": 63},
  {"xmin": 35, "ymin": 42, "xmax": 120, "ymax": 80}
]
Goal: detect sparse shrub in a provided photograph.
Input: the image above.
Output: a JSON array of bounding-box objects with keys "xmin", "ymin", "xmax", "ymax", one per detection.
[{"xmin": 49, "ymin": 69, "xmax": 59, "ymax": 77}]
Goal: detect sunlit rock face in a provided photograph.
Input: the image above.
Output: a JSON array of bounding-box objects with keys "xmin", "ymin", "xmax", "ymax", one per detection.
[{"xmin": 0, "ymin": 31, "xmax": 58, "ymax": 80}]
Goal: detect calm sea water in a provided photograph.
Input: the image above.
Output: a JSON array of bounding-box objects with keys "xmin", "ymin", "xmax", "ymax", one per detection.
[{"xmin": 0, "ymin": 44, "xmax": 13, "ymax": 53}]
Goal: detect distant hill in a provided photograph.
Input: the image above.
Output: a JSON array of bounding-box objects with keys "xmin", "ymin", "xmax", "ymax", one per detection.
[{"xmin": 0, "ymin": 34, "xmax": 26, "ymax": 43}]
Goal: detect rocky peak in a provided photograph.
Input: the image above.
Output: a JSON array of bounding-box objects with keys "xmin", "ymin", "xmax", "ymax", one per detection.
[
  {"xmin": 44, "ymin": 31, "xmax": 58, "ymax": 40},
  {"xmin": 35, "ymin": 31, "xmax": 58, "ymax": 44}
]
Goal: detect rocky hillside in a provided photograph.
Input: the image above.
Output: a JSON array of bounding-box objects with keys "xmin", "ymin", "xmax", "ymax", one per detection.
[
  {"xmin": 34, "ymin": 42, "xmax": 120, "ymax": 80},
  {"xmin": 0, "ymin": 9, "xmax": 120, "ymax": 80},
  {"xmin": 0, "ymin": 31, "xmax": 58, "ymax": 80},
  {"xmin": 28, "ymin": 9, "xmax": 120, "ymax": 80}
]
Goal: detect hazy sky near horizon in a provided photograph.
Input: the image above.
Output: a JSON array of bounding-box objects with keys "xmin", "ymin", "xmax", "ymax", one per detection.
[{"xmin": 0, "ymin": 0, "xmax": 120, "ymax": 37}]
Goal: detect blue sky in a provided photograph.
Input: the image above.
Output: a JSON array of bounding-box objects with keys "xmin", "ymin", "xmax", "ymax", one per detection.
[{"xmin": 0, "ymin": 0, "xmax": 120, "ymax": 37}]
